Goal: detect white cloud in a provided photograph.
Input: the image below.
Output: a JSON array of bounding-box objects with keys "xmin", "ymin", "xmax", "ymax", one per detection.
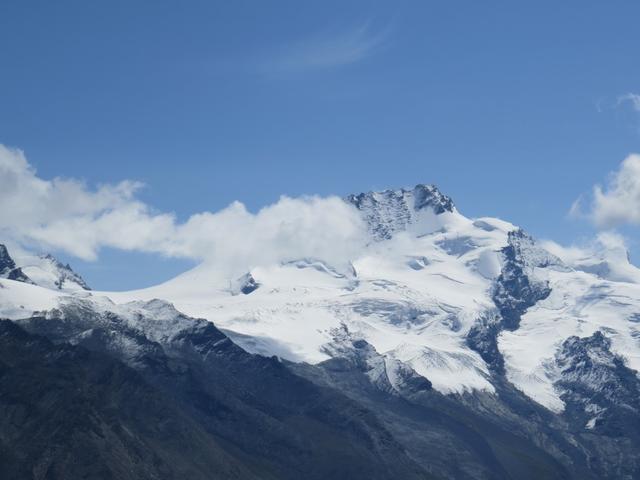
[
  {"xmin": 0, "ymin": 144, "xmax": 368, "ymax": 275},
  {"xmin": 571, "ymin": 154, "xmax": 640, "ymax": 229},
  {"xmin": 262, "ymin": 21, "xmax": 390, "ymax": 74},
  {"xmin": 541, "ymin": 232, "xmax": 640, "ymax": 283},
  {"xmin": 541, "ymin": 232, "xmax": 628, "ymax": 265},
  {"xmin": 617, "ymin": 92, "xmax": 640, "ymax": 112}
]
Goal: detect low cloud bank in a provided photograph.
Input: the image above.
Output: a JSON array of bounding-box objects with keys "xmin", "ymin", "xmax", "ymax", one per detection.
[{"xmin": 0, "ymin": 144, "xmax": 367, "ymax": 275}]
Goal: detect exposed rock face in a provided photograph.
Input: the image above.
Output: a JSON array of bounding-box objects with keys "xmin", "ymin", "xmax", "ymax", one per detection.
[
  {"xmin": 230, "ymin": 272, "xmax": 260, "ymax": 295},
  {"xmin": 346, "ymin": 184, "xmax": 455, "ymax": 240},
  {"xmin": 322, "ymin": 326, "xmax": 432, "ymax": 395},
  {"xmin": 492, "ymin": 229, "xmax": 556, "ymax": 330},
  {"xmin": 546, "ymin": 331, "xmax": 640, "ymax": 479},
  {"xmin": 468, "ymin": 230, "xmax": 556, "ymax": 372},
  {"xmin": 554, "ymin": 331, "xmax": 640, "ymax": 433},
  {"xmin": 466, "ymin": 311, "xmax": 505, "ymax": 372},
  {"xmin": 0, "ymin": 244, "xmax": 32, "ymax": 283}
]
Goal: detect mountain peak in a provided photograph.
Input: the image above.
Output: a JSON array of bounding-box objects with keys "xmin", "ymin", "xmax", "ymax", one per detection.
[
  {"xmin": 411, "ymin": 184, "xmax": 455, "ymax": 213},
  {"xmin": 0, "ymin": 244, "xmax": 32, "ymax": 284},
  {"xmin": 347, "ymin": 184, "xmax": 454, "ymax": 213},
  {"xmin": 35, "ymin": 253, "xmax": 91, "ymax": 291},
  {"xmin": 345, "ymin": 184, "xmax": 455, "ymax": 240},
  {"xmin": 0, "ymin": 247, "xmax": 91, "ymax": 292}
]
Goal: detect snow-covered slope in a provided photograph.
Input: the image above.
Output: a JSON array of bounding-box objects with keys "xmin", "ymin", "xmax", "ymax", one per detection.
[
  {"xmin": 4, "ymin": 184, "xmax": 640, "ymax": 416},
  {"xmin": 17, "ymin": 253, "xmax": 91, "ymax": 291},
  {"xmin": 100, "ymin": 188, "xmax": 512, "ymax": 395},
  {"xmin": 0, "ymin": 277, "xmax": 65, "ymax": 319},
  {"xmin": 499, "ymin": 265, "xmax": 640, "ymax": 412},
  {"xmin": 0, "ymin": 244, "xmax": 90, "ymax": 292}
]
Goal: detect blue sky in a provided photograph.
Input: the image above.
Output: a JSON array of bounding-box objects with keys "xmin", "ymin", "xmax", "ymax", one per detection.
[{"xmin": 1, "ymin": 1, "xmax": 640, "ymax": 289}]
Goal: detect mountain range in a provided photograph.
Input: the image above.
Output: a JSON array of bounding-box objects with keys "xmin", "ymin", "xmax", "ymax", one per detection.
[{"xmin": 1, "ymin": 184, "xmax": 640, "ymax": 479}]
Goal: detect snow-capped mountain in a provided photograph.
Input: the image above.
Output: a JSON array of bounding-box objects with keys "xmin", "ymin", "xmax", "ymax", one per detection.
[
  {"xmin": 19, "ymin": 253, "xmax": 91, "ymax": 292},
  {"xmin": 91, "ymin": 184, "xmax": 639, "ymax": 411},
  {"xmin": 0, "ymin": 244, "xmax": 90, "ymax": 292},
  {"xmin": 345, "ymin": 184, "xmax": 456, "ymax": 240},
  {"xmin": 2, "ymin": 184, "xmax": 640, "ymax": 478},
  {"xmin": 3, "ymin": 184, "xmax": 640, "ymax": 407}
]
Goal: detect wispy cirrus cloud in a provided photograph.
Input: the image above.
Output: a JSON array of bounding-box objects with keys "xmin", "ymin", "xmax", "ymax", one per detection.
[
  {"xmin": 595, "ymin": 92, "xmax": 640, "ymax": 116},
  {"xmin": 260, "ymin": 20, "xmax": 391, "ymax": 74},
  {"xmin": 612, "ymin": 92, "xmax": 640, "ymax": 133},
  {"xmin": 617, "ymin": 92, "xmax": 640, "ymax": 112}
]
